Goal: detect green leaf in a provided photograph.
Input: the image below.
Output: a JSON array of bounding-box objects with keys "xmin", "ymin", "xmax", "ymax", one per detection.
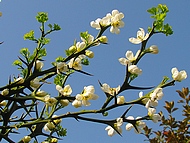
[
  {"xmin": 55, "ymin": 56, "xmax": 65, "ymax": 62},
  {"xmin": 81, "ymin": 58, "xmax": 89, "ymax": 65},
  {"xmin": 48, "ymin": 23, "xmax": 53, "ymax": 29},
  {"xmin": 38, "ymin": 37, "xmax": 50, "ymax": 45},
  {"xmin": 54, "ymin": 74, "xmax": 65, "ymax": 85},
  {"xmin": 13, "ymin": 60, "xmax": 22, "ymax": 66},
  {"xmin": 36, "ymin": 12, "xmax": 48, "ymax": 23},
  {"xmin": 53, "ymin": 23, "xmax": 61, "ymax": 31},
  {"xmin": 23, "ymin": 30, "xmax": 35, "ymax": 40},
  {"xmin": 80, "ymin": 31, "xmax": 89, "ymax": 42},
  {"xmin": 20, "ymin": 48, "xmax": 30, "ymax": 58}
]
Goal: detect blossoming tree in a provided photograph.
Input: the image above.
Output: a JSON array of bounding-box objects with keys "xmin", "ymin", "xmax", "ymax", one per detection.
[{"xmin": 0, "ymin": 4, "xmax": 188, "ymax": 143}]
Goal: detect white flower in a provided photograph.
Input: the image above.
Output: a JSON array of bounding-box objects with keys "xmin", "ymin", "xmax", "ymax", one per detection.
[
  {"xmin": 81, "ymin": 35, "xmax": 94, "ymax": 44},
  {"xmin": 35, "ymin": 60, "xmax": 44, "ymax": 70},
  {"xmin": 145, "ymin": 88, "xmax": 164, "ymax": 108},
  {"xmin": 90, "ymin": 18, "xmax": 102, "ymax": 30},
  {"xmin": 22, "ymin": 136, "xmax": 31, "ymax": 143},
  {"xmin": 72, "ymin": 99, "xmax": 82, "ymax": 108},
  {"xmin": 90, "ymin": 9, "xmax": 124, "ymax": 34},
  {"xmin": 76, "ymin": 41, "xmax": 86, "ymax": 52},
  {"xmin": 119, "ymin": 50, "xmax": 140, "ymax": 66},
  {"xmin": 1, "ymin": 88, "xmax": 9, "ymax": 96},
  {"xmin": 56, "ymin": 62, "xmax": 68, "ymax": 74},
  {"xmin": 68, "ymin": 57, "xmax": 82, "ymax": 70},
  {"xmin": 75, "ymin": 85, "xmax": 99, "ymax": 106},
  {"xmin": 117, "ymin": 96, "xmax": 125, "ymax": 104},
  {"xmin": 101, "ymin": 83, "xmax": 120, "ymax": 96},
  {"xmin": 171, "ymin": 67, "xmax": 187, "ymax": 82},
  {"xmin": 44, "ymin": 95, "xmax": 57, "ymax": 107},
  {"xmin": 109, "ymin": 10, "xmax": 125, "ymax": 34},
  {"xmin": 126, "ymin": 116, "xmax": 146, "ymax": 133},
  {"xmin": 128, "ymin": 65, "xmax": 142, "ymax": 75},
  {"xmin": 149, "ymin": 45, "xmax": 159, "ymax": 54},
  {"xmin": 105, "ymin": 118, "xmax": 123, "ymax": 136},
  {"xmin": 129, "ymin": 28, "xmax": 149, "ymax": 44},
  {"xmin": 44, "ymin": 122, "xmax": 55, "ymax": 132},
  {"xmin": 148, "ymin": 108, "xmax": 161, "ymax": 123},
  {"xmin": 56, "ymin": 84, "xmax": 72, "ymax": 96},
  {"xmin": 30, "ymin": 78, "xmax": 40, "ymax": 89}
]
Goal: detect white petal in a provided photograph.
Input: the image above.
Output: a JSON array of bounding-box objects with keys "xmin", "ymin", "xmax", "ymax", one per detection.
[{"xmin": 129, "ymin": 37, "xmax": 142, "ymax": 44}]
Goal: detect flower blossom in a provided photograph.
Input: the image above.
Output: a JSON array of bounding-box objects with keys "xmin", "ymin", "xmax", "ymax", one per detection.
[
  {"xmin": 75, "ymin": 85, "xmax": 98, "ymax": 106},
  {"xmin": 139, "ymin": 88, "xmax": 164, "ymax": 108},
  {"xmin": 44, "ymin": 95, "xmax": 57, "ymax": 107},
  {"xmin": 81, "ymin": 34, "xmax": 94, "ymax": 45},
  {"xmin": 75, "ymin": 41, "xmax": 86, "ymax": 52},
  {"xmin": 128, "ymin": 65, "xmax": 142, "ymax": 75},
  {"xmin": 129, "ymin": 28, "xmax": 149, "ymax": 44},
  {"xmin": 56, "ymin": 62, "xmax": 68, "ymax": 74},
  {"xmin": 109, "ymin": 10, "xmax": 125, "ymax": 34},
  {"xmin": 148, "ymin": 108, "xmax": 161, "ymax": 123},
  {"xmin": 56, "ymin": 84, "xmax": 72, "ymax": 96},
  {"xmin": 68, "ymin": 57, "xmax": 82, "ymax": 70},
  {"xmin": 125, "ymin": 116, "xmax": 146, "ymax": 133},
  {"xmin": 101, "ymin": 83, "xmax": 120, "ymax": 96},
  {"xmin": 171, "ymin": 67, "xmax": 187, "ymax": 82},
  {"xmin": 105, "ymin": 118, "xmax": 123, "ymax": 136},
  {"xmin": 90, "ymin": 9, "xmax": 124, "ymax": 34},
  {"xmin": 118, "ymin": 50, "xmax": 140, "ymax": 66}
]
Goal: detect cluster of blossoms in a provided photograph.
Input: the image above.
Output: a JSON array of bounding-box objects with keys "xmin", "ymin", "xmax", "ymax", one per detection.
[
  {"xmin": 72, "ymin": 85, "xmax": 99, "ymax": 107},
  {"xmin": 91, "ymin": 9, "xmax": 125, "ymax": 34}
]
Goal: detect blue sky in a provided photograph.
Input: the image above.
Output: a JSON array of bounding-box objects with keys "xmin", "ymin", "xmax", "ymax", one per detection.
[{"xmin": 0, "ymin": 1, "xmax": 190, "ymax": 143}]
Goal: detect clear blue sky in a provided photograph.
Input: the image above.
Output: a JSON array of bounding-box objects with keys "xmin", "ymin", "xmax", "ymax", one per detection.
[{"xmin": 0, "ymin": 1, "xmax": 190, "ymax": 143}]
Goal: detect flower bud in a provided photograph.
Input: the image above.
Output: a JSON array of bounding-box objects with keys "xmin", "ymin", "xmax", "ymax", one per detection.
[
  {"xmin": 72, "ymin": 100, "xmax": 82, "ymax": 108},
  {"xmin": 44, "ymin": 122, "xmax": 55, "ymax": 132},
  {"xmin": 128, "ymin": 65, "xmax": 142, "ymax": 75},
  {"xmin": 60, "ymin": 99, "xmax": 69, "ymax": 107},
  {"xmin": 98, "ymin": 36, "xmax": 108, "ymax": 43},
  {"xmin": 85, "ymin": 50, "xmax": 94, "ymax": 58},
  {"xmin": 22, "ymin": 136, "xmax": 31, "ymax": 143},
  {"xmin": 69, "ymin": 45, "xmax": 77, "ymax": 53},
  {"xmin": 51, "ymin": 138, "xmax": 58, "ymax": 143},
  {"xmin": 149, "ymin": 45, "xmax": 159, "ymax": 54},
  {"xmin": 30, "ymin": 78, "xmax": 40, "ymax": 89},
  {"xmin": 0, "ymin": 101, "xmax": 7, "ymax": 106},
  {"xmin": 117, "ymin": 96, "xmax": 125, "ymax": 104},
  {"xmin": 36, "ymin": 90, "xmax": 48, "ymax": 97},
  {"xmin": 15, "ymin": 77, "xmax": 24, "ymax": 84},
  {"xmin": 35, "ymin": 60, "xmax": 44, "ymax": 70},
  {"xmin": 1, "ymin": 88, "xmax": 9, "ymax": 96},
  {"xmin": 52, "ymin": 115, "xmax": 62, "ymax": 125}
]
